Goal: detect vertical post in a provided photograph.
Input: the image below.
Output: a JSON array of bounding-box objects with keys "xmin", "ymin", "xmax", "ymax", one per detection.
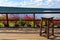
[
  {"xmin": 46, "ymin": 20, "xmax": 49, "ymax": 39},
  {"xmin": 52, "ymin": 19, "xmax": 54, "ymax": 36},
  {"xmin": 40, "ymin": 18, "xmax": 42, "ymax": 36},
  {"xmin": 6, "ymin": 13, "xmax": 9, "ymax": 28},
  {"xmin": 34, "ymin": 13, "xmax": 35, "ymax": 28}
]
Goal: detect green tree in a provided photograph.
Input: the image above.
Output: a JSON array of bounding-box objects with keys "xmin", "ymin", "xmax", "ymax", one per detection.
[
  {"xmin": 42, "ymin": 21, "xmax": 46, "ymax": 27},
  {"xmin": 9, "ymin": 21, "xmax": 15, "ymax": 27},
  {"xmin": 20, "ymin": 21, "xmax": 25, "ymax": 27},
  {"xmin": 29, "ymin": 21, "xmax": 34, "ymax": 28},
  {"xmin": 0, "ymin": 21, "xmax": 4, "ymax": 27}
]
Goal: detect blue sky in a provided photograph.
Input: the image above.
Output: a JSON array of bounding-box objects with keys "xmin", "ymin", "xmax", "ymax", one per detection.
[{"xmin": 0, "ymin": 0, "xmax": 60, "ymax": 8}]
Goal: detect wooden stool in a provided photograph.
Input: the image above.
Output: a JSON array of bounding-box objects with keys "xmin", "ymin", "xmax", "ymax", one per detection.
[{"xmin": 40, "ymin": 17, "xmax": 54, "ymax": 39}]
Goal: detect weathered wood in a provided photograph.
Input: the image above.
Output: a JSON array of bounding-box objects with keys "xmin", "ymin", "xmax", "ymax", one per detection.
[{"xmin": 40, "ymin": 17, "xmax": 54, "ymax": 39}]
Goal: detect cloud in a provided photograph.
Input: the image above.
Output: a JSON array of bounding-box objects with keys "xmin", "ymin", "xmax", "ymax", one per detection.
[
  {"xmin": 20, "ymin": 0, "xmax": 60, "ymax": 8},
  {"xmin": 0, "ymin": 0, "xmax": 22, "ymax": 7},
  {"xmin": 42, "ymin": 14, "xmax": 60, "ymax": 19},
  {"xmin": 0, "ymin": 0, "xmax": 60, "ymax": 8},
  {"xmin": 23, "ymin": 0, "xmax": 60, "ymax": 8},
  {"xmin": 42, "ymin": 14, "xmax": 53, "ymax": 18}
]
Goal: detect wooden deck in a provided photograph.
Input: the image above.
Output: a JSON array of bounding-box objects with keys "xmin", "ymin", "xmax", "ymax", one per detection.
[{"xmin": 0, "ymin": 28, "xmax": 59, "ymax": 40}]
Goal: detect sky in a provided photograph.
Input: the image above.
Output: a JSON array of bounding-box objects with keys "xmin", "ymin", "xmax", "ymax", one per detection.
[
  {"xmin": 0, "ymin": 0, "xmax": 60, "ymax": 8},
  {"xmin": 35, "ymin": 14, "xmax": 60, "ymax": 19}
]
